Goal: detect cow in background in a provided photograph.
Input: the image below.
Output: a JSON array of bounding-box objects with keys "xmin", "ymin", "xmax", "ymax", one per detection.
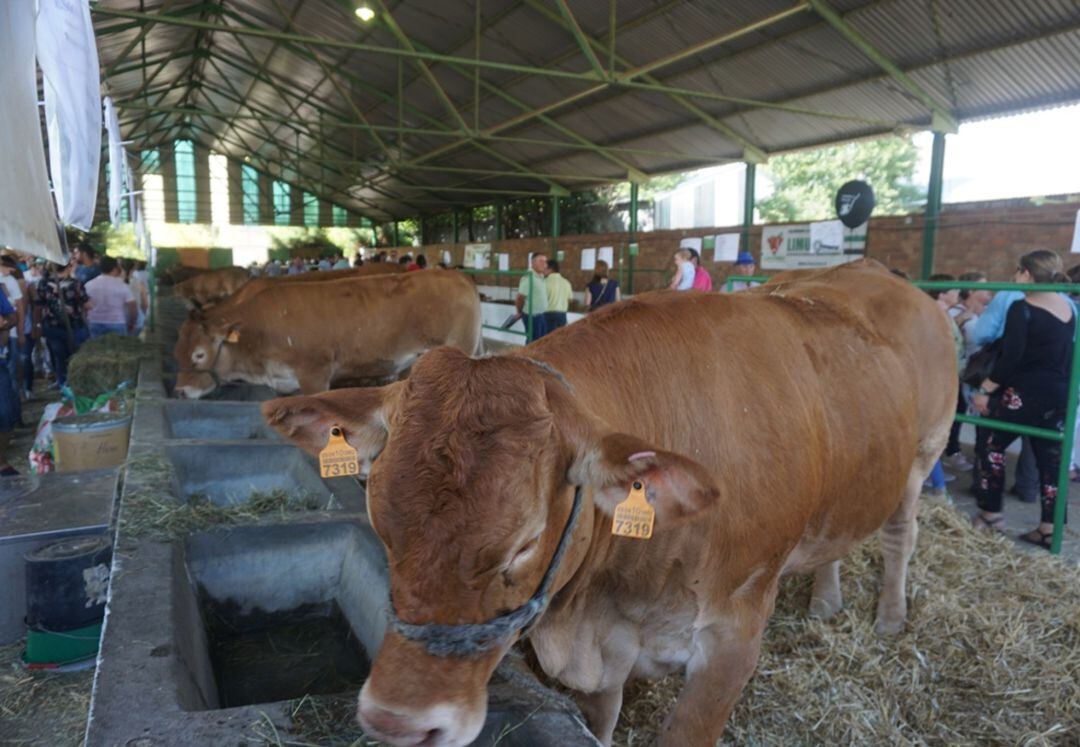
[
  {"xmin": 174, "ymin": 270, "xmax": 482, "ymax": 398},
  {"xmin": 261, "ymin": 261, "xmax": 955, "ymax": 746},
  {"xmin": 173, "ymin": 266, "xmax": 251, "ymax": 308}
]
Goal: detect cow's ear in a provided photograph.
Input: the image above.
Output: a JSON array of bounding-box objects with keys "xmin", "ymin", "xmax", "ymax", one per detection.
[
  {"xmin": 552, "ymin": 388, "xmax": 719, "ymax": 527},
  {"xmin": 261, "ymin": 384, "xmax": 402, "ymax": 465}
]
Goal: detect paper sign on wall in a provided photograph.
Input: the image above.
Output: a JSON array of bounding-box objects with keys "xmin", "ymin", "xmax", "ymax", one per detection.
[
  {"xmin": 464, "ymin": 243, "xmax": 491, "ymax": 269},
  {"xmin": 442, "ymin": 250, "xmax": 452, "ymax": 266},
  {"xmin": 679, "ymin": 237, "xmax": 703, "ymax": 253},
  {"xmin": 809, "ymin": 220, "xmax": 844, "ymax": 254},
  {"xmin": 498, "ymin": 253, "xmax": 509, "ymax": 271},
  {"xmin": 581, "ymin": 248, "xmax": 597, "ymax": 271},
  {"xmin": 713, "ymin": 233, "xmax": 740, "ymax": 262},
  {"xmin": 598, "ymin": 247, "xmax": 614, "ymax": 268},
  {"xmin": 1071, "ymin": 209, "xmax": 1080, "ymax": 254}
]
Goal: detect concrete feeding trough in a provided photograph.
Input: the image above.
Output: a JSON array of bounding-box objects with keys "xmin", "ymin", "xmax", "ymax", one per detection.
[
  {"xmin": 87, "ymin": 518, "xmax": 599, "ymax": 746},
  {"xmin": 164, "ymin": 401, "xmax": 280, "ymax": 441},
  {"xmin": 164, "ymin": 442, "xmax": 352, "ymax": 507}
]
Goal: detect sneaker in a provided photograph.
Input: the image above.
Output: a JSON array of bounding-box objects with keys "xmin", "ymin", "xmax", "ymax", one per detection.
[{"xmin": 943, "ymin": 452, "xmax": 974, "ymax": 471}]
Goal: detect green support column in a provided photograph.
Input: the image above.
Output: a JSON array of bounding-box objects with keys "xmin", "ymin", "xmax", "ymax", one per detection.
[
  {"xmin": 921, "ymin": 131, "xmax": 947, "ymax": 279},
  {"xmin": 393, "ymin": 220, "xmax": 400, "ymax": 247},
  {"xmin": 551, "ymin": 196, "xmax": 561, "ymax": 251},
  {"xmin": 452, "ymin": 210, "xmax": 460, "ymax": 243},
  {"xmin": 495, "ymin": 199, "xmax": 504, "ymax": 241},
  {"xmin": 628, "ymin": 182, "xmax": 639, "ymax": 295},
  {"xmin": 741, "ymin": 162, "xmax": 756, "ymax": 254}
]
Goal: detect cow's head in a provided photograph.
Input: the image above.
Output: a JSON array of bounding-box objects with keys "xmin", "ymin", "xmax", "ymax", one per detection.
[
  {"xmin": 173, "ymin": 311, "xmax": 240, "ymax": 399},
  {"xmin": 262, "ymin": 347, "xmax": 718, "ymax": 747}
]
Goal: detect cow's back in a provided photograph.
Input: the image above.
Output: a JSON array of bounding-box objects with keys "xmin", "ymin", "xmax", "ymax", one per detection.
[
  {"xmin": 228, "ymin": 263, "xmax": 404, "ymax": 306},
  {"xmin": 524, "ymin": 261, "xmax": 953, "ymax": 566}
]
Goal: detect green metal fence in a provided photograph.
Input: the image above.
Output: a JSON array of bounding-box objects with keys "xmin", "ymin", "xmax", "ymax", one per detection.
[{"xmin": 726, "ymin": 274, "xmax": 1077, "ymax": 555}]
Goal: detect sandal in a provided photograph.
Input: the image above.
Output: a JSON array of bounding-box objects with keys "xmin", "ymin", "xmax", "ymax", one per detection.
[
  {"xmin": 1017, "ymin": 528, "xmax": 1054, "ymax": 551},
  {"xmin": 971, "ymin": 513, "xmax": 1005, "ymax": 533}
]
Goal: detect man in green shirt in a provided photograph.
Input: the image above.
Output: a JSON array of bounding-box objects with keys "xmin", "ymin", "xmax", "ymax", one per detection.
[
  {"xmin": 543, "ymin": 259, "xmax": 572, "ymax": 333},
  {"xmin": 515, "ymin": 252, "xmax": 548, "ymax": 342}
]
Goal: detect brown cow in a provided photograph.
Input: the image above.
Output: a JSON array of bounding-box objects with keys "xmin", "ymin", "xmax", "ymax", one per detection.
[
  {"xmin": 226, "ymin": 263, "xmax": 404, "ymax": 307},
  {"xmin": 261, "ymin": 261, "xmax": 955, "ymax": 746},
  {"xmin": 173, "ymin": 266, "xmax": 251, "ymax": 307},
  {"xmin": 174, "ymin": 270, "xmax": 482, "ymax": 399}
]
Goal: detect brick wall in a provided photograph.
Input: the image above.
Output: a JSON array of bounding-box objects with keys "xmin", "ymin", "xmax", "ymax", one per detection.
[{"xmin": 403, "ymin": 196, "xmax": 1080, "ymax": 297}]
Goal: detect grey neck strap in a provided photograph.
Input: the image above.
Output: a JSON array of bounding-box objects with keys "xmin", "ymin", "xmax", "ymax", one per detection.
[{"xmin": 389, "ymin": 485, "xmax": 584, "ymax": 657}]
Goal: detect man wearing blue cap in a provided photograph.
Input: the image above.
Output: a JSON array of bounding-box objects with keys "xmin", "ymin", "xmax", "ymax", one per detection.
[{"xmin": 726, "ymin": 251, "xmax": 761, "ymax": 292}]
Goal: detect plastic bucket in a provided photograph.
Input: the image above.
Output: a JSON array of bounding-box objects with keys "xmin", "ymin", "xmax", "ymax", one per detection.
[{"xmin": 52, "ymin": 414, "xmax": 132, "ymax": 472}]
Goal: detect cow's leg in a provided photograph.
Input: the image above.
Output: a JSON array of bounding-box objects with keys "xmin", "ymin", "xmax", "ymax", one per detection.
[
  {"xmin": 875, "ymin": 465, "xmax": 922, "ymax": 635},
  {"xmin": 808, "ymin": 560, "xmax": 843, "ymax": 620},
  {"xmin": 574, "ymin": 687, "xmax": 623, "ymax": 746},
  {"xmin": 658, "ymin": 607, "xmax": 770, "ymax": 746}
]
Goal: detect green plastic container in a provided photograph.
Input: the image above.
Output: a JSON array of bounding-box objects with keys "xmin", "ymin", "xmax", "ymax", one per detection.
[{"xmin": 23, "ymin": 621, "xmax": 103, "ymax": 668}]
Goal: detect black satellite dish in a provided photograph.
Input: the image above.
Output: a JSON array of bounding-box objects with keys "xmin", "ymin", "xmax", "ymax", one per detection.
[{"xmin": 835, "ymin": 180, "xmax": 875, "ymax": 228}]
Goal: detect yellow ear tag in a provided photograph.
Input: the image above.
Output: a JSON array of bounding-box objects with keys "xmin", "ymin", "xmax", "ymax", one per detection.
[
  {"xmin": 319, "ymin": 426, "xmax": 360, "ymax": 478},
  {"xmin": 611, "ymin": 480, "xmax": 654, "ymax": 540},
  {"xmin": 226, "ymin": 329, "xmax": 241, "ymax": 343}
]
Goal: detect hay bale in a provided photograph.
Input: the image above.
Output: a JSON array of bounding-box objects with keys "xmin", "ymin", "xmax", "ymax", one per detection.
[
  {"xmin": 615, "ymin": 499, "xmax": 1080, "ymax": 745},
  {"xmin": 66, "ymin": 335, "xmax": 158, "ymax": 399}
]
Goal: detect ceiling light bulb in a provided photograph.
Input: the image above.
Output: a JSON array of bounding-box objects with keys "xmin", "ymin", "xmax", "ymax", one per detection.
[{"xmin": 354, "ymin": 5, "xmax": 375, "ymax": 22}]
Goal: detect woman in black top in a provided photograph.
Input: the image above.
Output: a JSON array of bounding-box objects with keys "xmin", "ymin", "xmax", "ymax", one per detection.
[{"xmin": 971, "ymin": 250, "xmax": 1074, "ymax": 549}]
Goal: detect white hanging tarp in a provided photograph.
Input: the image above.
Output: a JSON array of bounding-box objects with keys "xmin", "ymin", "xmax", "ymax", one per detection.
[
  {"xmin": 37, "ymin": 0, "xmax": 102, "ymax": 230},
  {"xmin": 104, "ymin": 96, "xmax": 125, "ymax": 226},
  {"xmin": 0, "ymin": 0, "xmax": 65, "ymax": 262}
]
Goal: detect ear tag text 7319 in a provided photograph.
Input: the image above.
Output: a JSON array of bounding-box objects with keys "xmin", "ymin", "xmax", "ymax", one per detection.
[
  {"xmin": 319, "ymin": 426, "xmax": 359, "ymax": 478},
  {"xmin": 611, "ymin": 481, "xmax": 654, "ymax": 540}
]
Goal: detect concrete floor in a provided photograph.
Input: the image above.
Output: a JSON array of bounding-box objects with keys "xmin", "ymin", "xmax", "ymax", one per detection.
[{"xmin": 939, "ymin": 426, "xmax": 1080, "ymax": 565}]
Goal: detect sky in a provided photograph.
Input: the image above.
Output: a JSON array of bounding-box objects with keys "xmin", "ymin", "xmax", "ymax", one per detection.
[{"xmin": 913, "ymin": 102, "xmax": 1080, "ymax": 203}]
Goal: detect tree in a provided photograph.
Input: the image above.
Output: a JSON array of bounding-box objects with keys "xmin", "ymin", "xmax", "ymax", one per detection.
[{"xmin": 757, "ymin": 135, "xmax": 925, "ymax": 223}]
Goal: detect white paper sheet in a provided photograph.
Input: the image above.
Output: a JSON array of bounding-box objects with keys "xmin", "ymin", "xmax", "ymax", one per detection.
[
  {"xmin": 498, "ymin": 253, "xmax": 509, "ymax": 271},
  {"xmin": 37, "ymin": 0, "xmax": 101, "ymax": 230},
  {"xmin": 581, "ymin": 248, "xmax": 596, "ymax": 271},
  {"xmin": 1071, "ymin": 209, "xmax": 1080, "ymax": 254},
  {"xmin": 597, "ymin": 247, "xmax": 614, "ymax": 268},
  {"xmin": 0, "ymin": 0, "xmax": 64, "ymax": 261},
  {"xmin": 679, "ymin": 237, "xmax": 703, "ymax": 253},
  {"xmin": 713, "ymin": 233, "xmax": 740, "ymax": 262},
  {"xmin": 809, "ymin": 220, "xmax": 844, "ymax": 254},
  {"xmin": 442, "ymin": 250, "xmax": 452, "ymax": 266}
]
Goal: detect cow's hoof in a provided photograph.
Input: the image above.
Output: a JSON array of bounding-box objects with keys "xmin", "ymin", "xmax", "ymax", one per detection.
[
  {"xmin": 874, "ymin": 616, "xmax": 906, "ymax": 636},
  {"xmin": 808, "ymin": 596, "xmax": 842, "ymax": 620}
]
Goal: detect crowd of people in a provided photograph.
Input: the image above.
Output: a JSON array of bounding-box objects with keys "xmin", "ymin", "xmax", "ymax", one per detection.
[
  {"xmin": 254, "ymin": 249, "xmax": 435, "ymax": 277},
  {"xmin": 924, "ymin": 250, "xmax": 1075, "ymax": 551},
  {"xmin": 0, "ymin": 245, "xmax": 149, "ymax": 476}
]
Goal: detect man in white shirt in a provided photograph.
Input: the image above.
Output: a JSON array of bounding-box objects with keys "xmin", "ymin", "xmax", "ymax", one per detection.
[{"xmin": 85, "ymin": 257, "xmax": 137, "ymax": 337}]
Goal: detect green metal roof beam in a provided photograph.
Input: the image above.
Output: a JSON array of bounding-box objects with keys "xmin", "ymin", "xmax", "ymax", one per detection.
[
  {"xmin": 373, "ymin": 0, "xmax": 471, "ymax": 133},
  {"xmin": 521, "ymin": 0, "xmax": 768, "ymax": 162},
  {"xmin": 115, "ymin": 101, "xmax": 730, "ymax": 160},
  {"xmin": 552, "ymin": 0, "xmax": 608, "ymax": 79},
  {"xmin": 90, "ymin": 6, "xmax": 606, "ymax": 83},
  {"xmin": 806, "ymin": 0, "xmax": 958, "ymax": 132},
  {"xmin": 208, "ymin": 5, "xmax": 564, "ymax": 194},
  {"xmin": 103, "ymin": 0, "xmax": 184, "ymax": 78},
  {"xmin": 617, "ymin": 3, "xmax": 810, "ymax": 83}
]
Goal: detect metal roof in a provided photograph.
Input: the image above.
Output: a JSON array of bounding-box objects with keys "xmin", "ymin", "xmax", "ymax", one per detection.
[{"xmin": 92, "ymin": 0, "xmax": 1080, "ymax": 220}]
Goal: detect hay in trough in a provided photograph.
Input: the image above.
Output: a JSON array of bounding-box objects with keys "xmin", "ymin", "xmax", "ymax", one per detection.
[
  {"xmin": 0, "ymin": 641, "xmax": 92, "ymax": 746},
  {"xmin": 121, "ymin": 454, "xmax": 327, "ymax": 541},
  {"xmin": 616, "ymin": 498, "xmax": 1080, "ymax": 746},
  {"xmin": 67, "ymin": 335, "xmax": 158, "ymax": 399}
]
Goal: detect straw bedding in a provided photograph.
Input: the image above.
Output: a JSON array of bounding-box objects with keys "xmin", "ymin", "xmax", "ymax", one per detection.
[{"xmin": 615, "ymin": 498, "xmax": 1080, "ymax": 746}]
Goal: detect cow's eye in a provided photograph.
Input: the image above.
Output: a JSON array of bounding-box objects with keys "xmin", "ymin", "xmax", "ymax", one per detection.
[{"xmin": 509, "ymin": 536, "xmax": 540, "ymax": 568}]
